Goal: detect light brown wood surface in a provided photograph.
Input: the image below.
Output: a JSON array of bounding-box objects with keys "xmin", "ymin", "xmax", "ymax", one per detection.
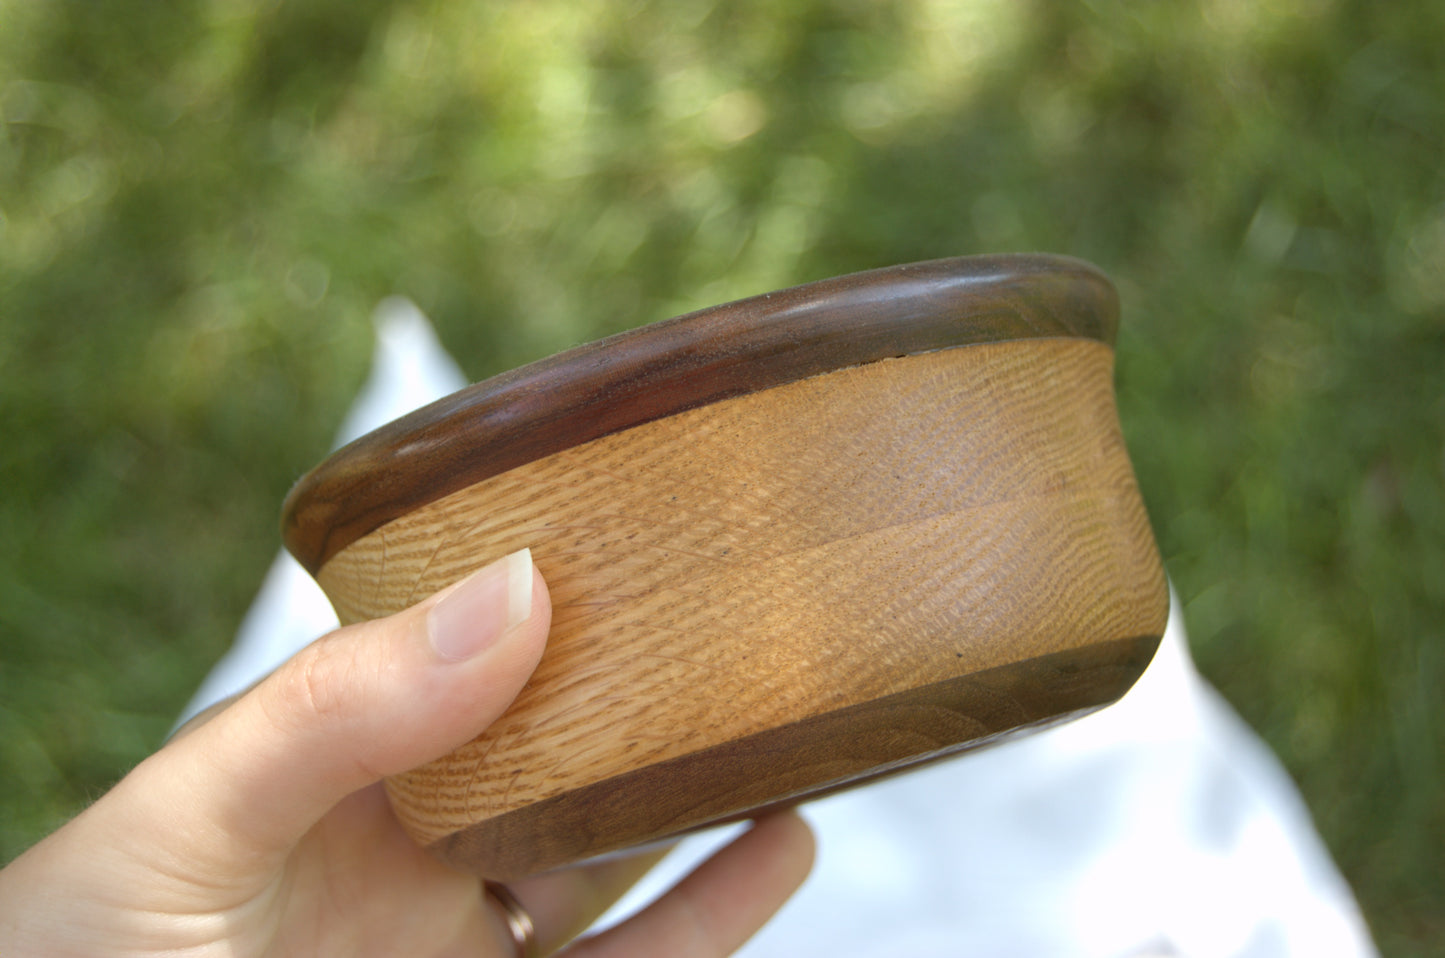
[
  {"xmin": 315, "ymin": 337, "xmax": 1168, "ymax": 878},
  {"xmin": 282, "ymin": 254, "xmax": 1118, "ymax": 574}
]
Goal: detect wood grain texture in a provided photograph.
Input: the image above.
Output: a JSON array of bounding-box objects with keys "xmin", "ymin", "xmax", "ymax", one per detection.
[
  {"xmin": 433, "ymin": 634, "xmax": 1159, "ymax": 880},
  {"xmin": 283, "ymin": 254, "xmax": 1117, "ymax": 574},
  {"xmin": 313, "ymin": 337, "xmax": 1169, "ymax": 878}
]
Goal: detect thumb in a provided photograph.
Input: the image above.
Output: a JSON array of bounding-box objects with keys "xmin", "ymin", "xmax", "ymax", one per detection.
[{"xmin": 144, "ymin": 547, "xmax": 550, "ymax": 865}]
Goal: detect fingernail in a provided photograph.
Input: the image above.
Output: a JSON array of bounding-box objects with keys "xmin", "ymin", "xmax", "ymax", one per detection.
[{"xmin": 428, "ymin": 548, "xmax": 534, "ymax": 662}]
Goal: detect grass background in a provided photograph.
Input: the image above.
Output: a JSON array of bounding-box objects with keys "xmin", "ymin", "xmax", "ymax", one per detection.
[{"xmin": 2, "ymin": 1, "xmax": 1441, "ymax": 952}]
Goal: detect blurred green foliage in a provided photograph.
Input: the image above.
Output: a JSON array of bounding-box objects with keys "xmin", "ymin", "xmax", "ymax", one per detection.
[{"xmin": 2, "ymin": 0, "xmax": 1441, "ymax": 951}]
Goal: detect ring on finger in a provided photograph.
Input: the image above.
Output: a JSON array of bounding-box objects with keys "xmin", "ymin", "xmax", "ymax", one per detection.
[{"xmin": 484, "ymin": 881, "xmax": 537, "ymax": 958}]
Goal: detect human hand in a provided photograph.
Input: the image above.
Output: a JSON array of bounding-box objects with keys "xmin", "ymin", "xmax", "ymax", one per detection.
[{"xmin": 0, "ymin": 549, "xmax": 814, "ymax": 957}]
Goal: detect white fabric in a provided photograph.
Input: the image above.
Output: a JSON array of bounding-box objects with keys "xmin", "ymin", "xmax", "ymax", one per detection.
[
  {"xmin": 188, "ymin": 303, "xmax": 1377, "ymax": 956},
  {"xmin": 600, "ymin": 601, "xmax": 1377, "ymax": 957}
]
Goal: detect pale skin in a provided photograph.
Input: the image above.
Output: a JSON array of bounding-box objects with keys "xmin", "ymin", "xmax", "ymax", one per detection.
[{"xmin": 0, "ymin": 550, "xmax": 815, "ymax": 956}]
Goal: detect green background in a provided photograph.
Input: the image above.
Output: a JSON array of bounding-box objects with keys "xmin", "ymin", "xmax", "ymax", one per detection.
[{"xmin": 2, "ymin": 1, "xmax": 1441, "ymax": 952}]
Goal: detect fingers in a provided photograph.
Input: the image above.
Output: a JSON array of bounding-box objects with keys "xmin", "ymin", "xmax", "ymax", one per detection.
[
  {"xmin": 509, "ymin": 844, "xmax": 674, "ymax": 954},
  {"xmin": 562, "ymin": 813, "xmax": 815, "ymax": 958},
  {"xmin": 141, "ymin": 548, "xmax": 551, "ymax": 865}
]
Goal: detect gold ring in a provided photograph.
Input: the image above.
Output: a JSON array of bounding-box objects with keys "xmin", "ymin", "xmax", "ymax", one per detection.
[{"xmin": 484, "ymin": 881, "xmax": 537, "ymax": 958}]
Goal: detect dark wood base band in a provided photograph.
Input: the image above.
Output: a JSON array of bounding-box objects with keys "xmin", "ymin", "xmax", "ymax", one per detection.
[{"xmin": 424, "ymin": 633, "xmax": 1160, "ymax": 881}]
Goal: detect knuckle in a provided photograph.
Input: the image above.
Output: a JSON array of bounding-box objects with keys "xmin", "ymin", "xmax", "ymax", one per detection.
[
  {"xmin": 296, "ymin": 648, "xmax": 348, "ymax": 721},
  {"xmin": 274, "ymin": 635, "xmax": 367, "ymax": 730}
]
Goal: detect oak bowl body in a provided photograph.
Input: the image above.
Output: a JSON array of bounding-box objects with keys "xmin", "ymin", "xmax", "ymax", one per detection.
[{"xmin": 282, "ymin": 254, "xmax": 1169, "ymax": 880}]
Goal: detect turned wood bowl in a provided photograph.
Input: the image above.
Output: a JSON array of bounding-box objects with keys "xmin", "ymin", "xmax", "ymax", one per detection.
[{"xmin": 282, "ymin": 254, "xmax": 1169, "ymax": 880}]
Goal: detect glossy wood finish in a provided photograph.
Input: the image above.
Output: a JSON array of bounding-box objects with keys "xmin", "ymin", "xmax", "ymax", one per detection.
[
  {"xmin": 282, "ymin": 254, "xmax": 1117, "ymax": 575},
  {"xmin": 307, "ymin": 332, "xmax": 1169, "ymax": 879}
]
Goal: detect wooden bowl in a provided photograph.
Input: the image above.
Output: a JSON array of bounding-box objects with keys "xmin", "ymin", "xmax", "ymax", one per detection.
[{"xmin": 282, "ymin": 254, "xmax": 1169, "ymax": 880}]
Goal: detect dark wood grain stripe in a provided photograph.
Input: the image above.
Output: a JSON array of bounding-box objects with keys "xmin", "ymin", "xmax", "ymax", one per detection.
[
  {"xmin": 283, "ymin": 254, "xmax": 1118, "ymax": 574},
  {"xmin": 427, "ymin": 632, "xmax": 1159, "ymax": 881}
]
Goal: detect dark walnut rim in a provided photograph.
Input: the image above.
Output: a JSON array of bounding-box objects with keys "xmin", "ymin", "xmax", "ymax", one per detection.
[{"xmin": 282, "ymin": 253, "xmax": 1119, "ymax": 575}]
